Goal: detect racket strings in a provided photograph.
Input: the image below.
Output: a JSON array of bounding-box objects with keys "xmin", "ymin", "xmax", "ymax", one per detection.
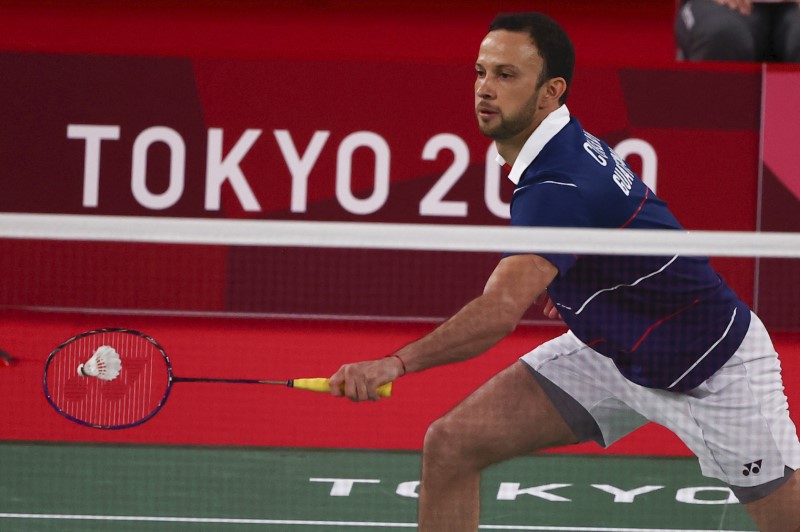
[{"xmin": 46, "ymin": 331, "xmax": 170, "ymax": 428}]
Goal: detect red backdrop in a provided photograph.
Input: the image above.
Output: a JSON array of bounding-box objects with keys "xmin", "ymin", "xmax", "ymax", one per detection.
[
  {"xmin": 0, "ymin": 0, "xmax": 797, "ymax": 456},
  {"xmin": 0, "ymin": 56, "xmax": 768, "ymax": 324},
  {"xmin": 2, "ymin": 310, "xmax": 798, "ymax": 456}
]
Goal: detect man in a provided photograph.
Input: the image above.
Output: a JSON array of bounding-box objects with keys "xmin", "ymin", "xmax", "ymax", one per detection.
[
  {"xmin": 329, "ymin": 13, "xmax": 800, "ymax": 531},
  {"xmin": 676, "ymin": 0, "xmax": 800, "ymax": 62}
]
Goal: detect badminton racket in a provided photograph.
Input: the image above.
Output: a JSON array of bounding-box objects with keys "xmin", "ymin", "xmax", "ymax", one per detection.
[{"xmin": 43, "ymin": 328, "xmax": 392, "ymax": 430}]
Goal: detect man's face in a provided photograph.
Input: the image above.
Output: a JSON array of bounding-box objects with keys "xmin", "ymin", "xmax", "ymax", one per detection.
[{"xmin": 474, "ymin": 30, "xmax": 546, "ymax": 141}]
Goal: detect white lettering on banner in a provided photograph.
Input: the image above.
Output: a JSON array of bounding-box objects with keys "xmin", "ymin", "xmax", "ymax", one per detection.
[
  {"xmin": 497, "ymin": 483, "xmax": 572, "ymax": 502},
  {"xmin": 131, "ymin": 126, "xmax": 186, "ymax": 210},
  {"xmin": 336, "ymin": 131, "xmax": 390, "ymax": 215},
  {"xmin": 66, "ymin": 124, "xmax": 121, "ymax": 208},
  {"xmin": 205, "ymin": 128, "xmax": 262, "ymax": 211},
  {"xmin": 309, "ymin": 478, "xmax": 380, "ymax": 497},
  {"xmin": 419, "ymin": 133, "xmax": 470, "ymax": 217},
  {"xmin": 274, "ymin": 130, "xmax": 330, "ymax": 213},
  {"xmin": 68, "ymin": 124, "xmax": 657, "ymax": 217},
  {"xmin": 591, "ymin": 484, "xmax": 664, "ymax": 503},
  {"xmin": 615, "ymin": 138, "xmax": 658, "ymax": 193}
]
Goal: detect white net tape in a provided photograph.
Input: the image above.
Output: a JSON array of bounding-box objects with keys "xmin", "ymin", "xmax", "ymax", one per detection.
[{"xmin": 1, "ymin": 213, "xmax": 799, "ymax": 258}]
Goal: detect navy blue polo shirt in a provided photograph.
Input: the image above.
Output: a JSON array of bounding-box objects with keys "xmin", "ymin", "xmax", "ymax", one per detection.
[{"xmin": 501, "ymin": 106, "xmax": 750, "ymax": 391}]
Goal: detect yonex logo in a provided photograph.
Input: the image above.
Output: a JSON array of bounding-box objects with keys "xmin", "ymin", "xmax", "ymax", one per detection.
[{"xmin": 742, "ymin": 460, "xmax": 762, "ymax": 476}]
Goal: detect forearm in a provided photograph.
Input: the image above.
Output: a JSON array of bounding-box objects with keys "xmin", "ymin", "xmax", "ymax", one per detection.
[
  {"xmin": 328, "ymin": 254, "xmax": 556, "ymax": 401},
  {"xmin": 392, "ymin": 292, "xmax": 522, "ymax": 373}
]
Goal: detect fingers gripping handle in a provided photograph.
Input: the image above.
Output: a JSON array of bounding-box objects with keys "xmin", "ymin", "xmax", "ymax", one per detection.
[{"xmin": 291, "ymin": 378, "xmax": 393, "ymax": 398}]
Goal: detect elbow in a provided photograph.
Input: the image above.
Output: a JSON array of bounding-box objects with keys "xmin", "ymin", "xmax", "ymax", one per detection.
[
  {"xmin": 498, "ymin": 314, "xmax": 520, "ymax": 336},
  {"xmin": 478, "ymin": 288, "xmax": 536, "ymax": 339},
  {"xmin": 491, "ymin": 302, "xmax": 524, "ymax": 337}
]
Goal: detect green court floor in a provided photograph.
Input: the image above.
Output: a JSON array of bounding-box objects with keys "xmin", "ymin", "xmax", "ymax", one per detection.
[{"xmin": 0, "ymin": 442, "xmax": 754, "ymax": 531}]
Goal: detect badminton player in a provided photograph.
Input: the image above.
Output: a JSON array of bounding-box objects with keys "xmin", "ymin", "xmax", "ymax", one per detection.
[{"xmin": 329, "ymin": 12, "xmax": 800, "ymax": 531}]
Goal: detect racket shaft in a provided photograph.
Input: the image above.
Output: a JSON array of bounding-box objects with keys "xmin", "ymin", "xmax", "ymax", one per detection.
[
  {"xmin": 176, "ymin": 376, "xmax": 392, "ymax": 397},
  {"xmin": 292, "ymin": 378, "xmax": 392, "ymax": 398},
  {"xmin": 174, "ymin": 377, "xmax": 287, "ymax": 385}
]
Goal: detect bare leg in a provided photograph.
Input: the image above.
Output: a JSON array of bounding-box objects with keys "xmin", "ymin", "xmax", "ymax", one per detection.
[
  {"xmin": 744, "ymin": 469, "xmax": 800, "ymax": 532},
  {"xmin": 417, "ymin": 362, "xmax": 578, "ymax": 532}
]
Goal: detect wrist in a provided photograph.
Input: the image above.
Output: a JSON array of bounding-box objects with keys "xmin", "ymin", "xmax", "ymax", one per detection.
[{"xmin": 387, "ymin": 353, "xmax": 407, "ymax": 376}]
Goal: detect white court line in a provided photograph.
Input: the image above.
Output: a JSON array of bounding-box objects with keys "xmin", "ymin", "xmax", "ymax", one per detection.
[{"xmin": 0, "ymin": 513, "xmax": 755, "ymax": 532}]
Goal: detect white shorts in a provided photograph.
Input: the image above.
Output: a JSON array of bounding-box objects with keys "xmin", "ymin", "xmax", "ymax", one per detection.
[{"xmin": 520, "ymin": 311, "xmax": 800, "ymax": 494}]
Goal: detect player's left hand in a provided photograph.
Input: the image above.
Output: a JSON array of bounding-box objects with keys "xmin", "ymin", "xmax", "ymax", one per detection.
[
  {"xmin": 711, "ymin": 0, "xmax": 752, "ymax": 15},
  {"xmin": 329, "ymin": 357, "xmax": 402, "ymax": 402},
  {"xmin": 540, "ymin": 293, "xmax": 562, "ymax": 320}
]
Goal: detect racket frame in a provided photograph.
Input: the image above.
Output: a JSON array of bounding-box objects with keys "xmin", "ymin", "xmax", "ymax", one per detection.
[{"xmin": 43, "ymin": 328, "xmax": 175, "ymax": 430}]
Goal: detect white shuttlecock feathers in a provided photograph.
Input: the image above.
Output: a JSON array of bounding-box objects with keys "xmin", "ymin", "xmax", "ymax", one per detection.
[{"xmin": 77, "ymin": 346, "xmax": 122, "ymax": 381}]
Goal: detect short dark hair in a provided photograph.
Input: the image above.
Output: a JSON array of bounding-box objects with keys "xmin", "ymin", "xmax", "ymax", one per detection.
[{"xmin": 489, "ymin": 13, "xmax": 575, "ymax": 104}]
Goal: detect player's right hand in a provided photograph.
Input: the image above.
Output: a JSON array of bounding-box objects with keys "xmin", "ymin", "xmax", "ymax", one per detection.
[{"xmin": 328, "ymin": 357, "xmax": 402, "ymax": 402}]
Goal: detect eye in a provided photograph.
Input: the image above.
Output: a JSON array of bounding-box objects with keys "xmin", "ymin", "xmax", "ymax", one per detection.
[
  {"xmin": 475, "ymin": 68, "xmax": 486, "ymax": 78},
  {"xmin": 499, "ymin": 72, "xmax": 513, "ymax": 79}
]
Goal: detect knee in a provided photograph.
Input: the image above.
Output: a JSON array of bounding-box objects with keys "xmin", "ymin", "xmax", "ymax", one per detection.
[
  {"xmin": 423, "ymin": 417, "xmax": 460, "ymax": 463},
  {"xmin": 422, "ymin": 416, "xmax": 480, "ymax": 473}
]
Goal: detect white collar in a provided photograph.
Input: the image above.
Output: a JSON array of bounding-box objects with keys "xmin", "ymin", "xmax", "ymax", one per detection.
[{"xmin": 495, "ymin": 105, "xmax": 571, "ymax": 185}]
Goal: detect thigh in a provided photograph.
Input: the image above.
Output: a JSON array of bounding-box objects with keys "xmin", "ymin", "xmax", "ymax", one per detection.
[
  {"xmin": 432, "ymin": 361, "xmax": 578, "ymax": 469},
  {"xmin": 772, "ymin": 3, "xmax": 800, "ymax": 61},
  {"xmin": 522, "ymin": 332, "xmax": 649, "ymax": 448},
  {"xmin": 743, "ymin": 469, "xmax": 800, "ymax": 531}
]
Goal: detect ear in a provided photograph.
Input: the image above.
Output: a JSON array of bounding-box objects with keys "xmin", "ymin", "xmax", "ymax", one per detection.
[{"xmin": 541, "ymin": 77, "xmax": 567, "ymax": 106}]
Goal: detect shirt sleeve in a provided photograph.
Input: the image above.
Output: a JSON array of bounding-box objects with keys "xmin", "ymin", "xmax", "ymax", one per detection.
[{"xmin": 505, "ymin": 178, "xmax": 591, "ymax": 274}]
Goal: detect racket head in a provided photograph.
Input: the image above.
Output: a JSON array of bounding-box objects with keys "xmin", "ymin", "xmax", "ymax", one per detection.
[{"xmin": 43, "ymin": 328, "xmax": 174, "ymax": 429}]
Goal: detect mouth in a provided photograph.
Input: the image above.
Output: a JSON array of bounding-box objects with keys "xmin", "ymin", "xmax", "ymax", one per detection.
[{"xmin": 477, "ymin": 106, "xmax": 499, "ymax": 120}]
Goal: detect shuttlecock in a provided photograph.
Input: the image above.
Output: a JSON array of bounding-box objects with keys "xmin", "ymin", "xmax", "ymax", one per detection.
[{"xmin": 77, "ymin": 346, "xmax": 122, "ymax": 381}]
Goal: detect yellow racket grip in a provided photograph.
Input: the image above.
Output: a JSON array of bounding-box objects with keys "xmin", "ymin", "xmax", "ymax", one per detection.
[{"xmin": 292, "ymin": 378, "xmax": 392, "ymax": 398}]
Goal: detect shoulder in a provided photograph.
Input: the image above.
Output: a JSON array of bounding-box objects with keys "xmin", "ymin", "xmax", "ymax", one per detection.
[{"xmin": 518, "ymin": 120, "xmax": 613, "ymax": 193}]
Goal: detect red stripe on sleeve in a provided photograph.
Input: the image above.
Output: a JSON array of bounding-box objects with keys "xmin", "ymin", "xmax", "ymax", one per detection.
[{"xmin": 620, "ymin": 188, "xmax": 649, "ymax": 228}]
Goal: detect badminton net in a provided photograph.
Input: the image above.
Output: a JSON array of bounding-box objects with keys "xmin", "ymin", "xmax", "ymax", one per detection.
[{"xmin": 0, "ymin": 213, "xmax": 797, "ymax": 331}]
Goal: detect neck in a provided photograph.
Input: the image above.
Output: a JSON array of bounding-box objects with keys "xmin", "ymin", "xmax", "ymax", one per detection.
[
  {"xmin": 496, "ymin": 109, "xmax": 550, "ymax": 166},
  {"xmin": 499, "ymin": 102, "xmax": 563, "ymax": 166},
  {"xmin": 495, "ymin": 139, "xmax": 526, "ymax": 168}
]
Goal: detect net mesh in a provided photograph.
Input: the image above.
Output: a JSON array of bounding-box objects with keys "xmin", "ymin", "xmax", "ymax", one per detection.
[{"xmin": 0, "ymin": 214, "xmax": 798, "ymax": 329}]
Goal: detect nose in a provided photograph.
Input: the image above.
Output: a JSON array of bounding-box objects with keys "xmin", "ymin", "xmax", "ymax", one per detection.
[{"xmin": 475, "ymin": 76, "xmax": 494, "ymax": 100}]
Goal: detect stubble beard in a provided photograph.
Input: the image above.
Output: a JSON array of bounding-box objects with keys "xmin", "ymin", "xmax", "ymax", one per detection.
[{"xmin": 477, "ymin": 91, "xmax": 541, "ymax": 141}]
